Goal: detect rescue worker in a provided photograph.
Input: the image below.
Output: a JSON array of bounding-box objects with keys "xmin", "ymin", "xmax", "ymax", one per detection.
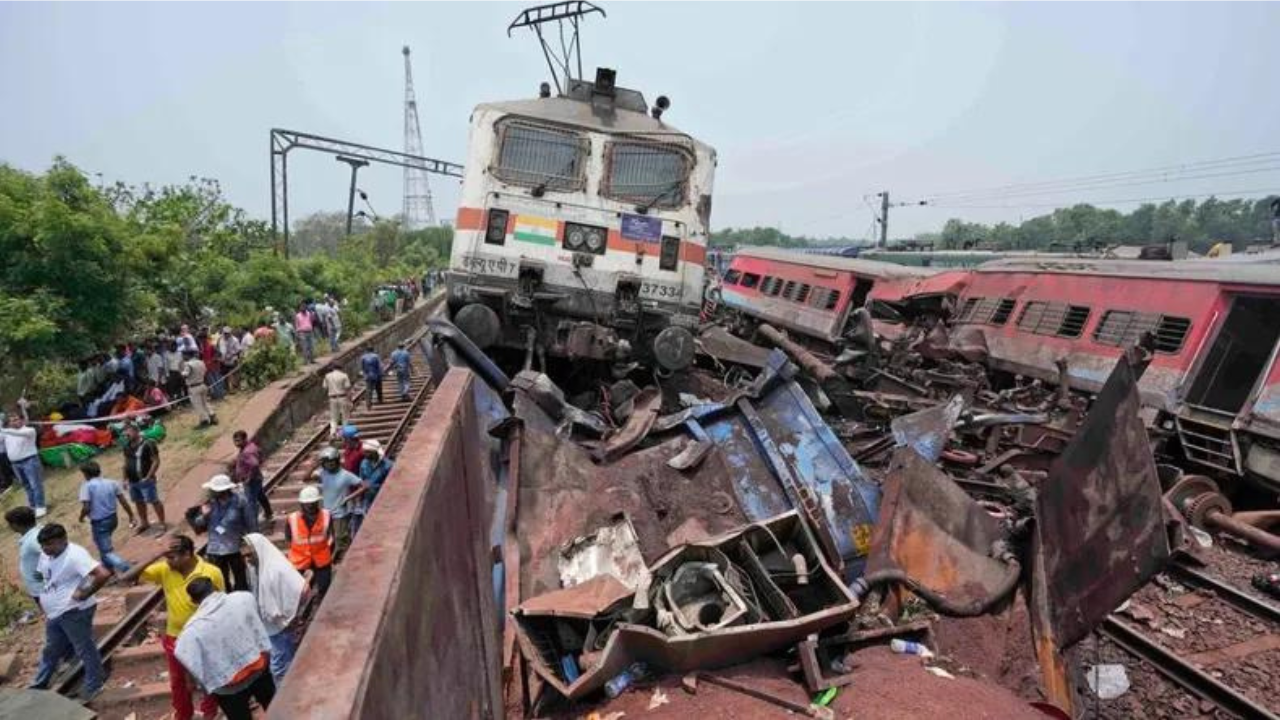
[
  {"xmin": 323, "ymin": 363, "xmax": 352, "ymax": 438},
  {"xmin": 284, "ymin": 486, "xmax": 335, "ymax": 597},
  {"xmin": 182, "ymin": 348, "xmax": 218, "ymax": 427}
]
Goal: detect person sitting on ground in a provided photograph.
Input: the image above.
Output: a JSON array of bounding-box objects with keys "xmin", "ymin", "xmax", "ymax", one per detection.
[
  {"xmin": 122, "ymin": 422, "xmax": 168, "ymax": 534},
  {"xmin": 28, "ymin": 524, "xmax": 113, "ymax": 700},
  {"xmin": 143, "ymin": 379, "xmax": 171, "ymax": 410},
  {"xmin": 77, "ymin": 460, "xmax": 137, "ymax": 574},
  {"xmin": 241, "ymin": 533, "xmax": 308, "ymax": 683},
  {"xmin": 195, "ymin": 474, "xmax": 257, "ymax": 592},
  {"xmin": 175, "ymin": 577, "xmax": 276, "ymax": 720},
  {"xmin": 284, "ymin": 486, "xmax": 335, "ymax": 597},
  {"xmin": 119, "ymin": 535, "xmax": 224, "ymax": 720}
]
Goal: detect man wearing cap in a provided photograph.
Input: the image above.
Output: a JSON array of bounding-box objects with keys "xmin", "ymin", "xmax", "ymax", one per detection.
[
  {"xmin": 389, "ymin": 341, "xmax": 414, "ymax": 402},
  {"xmin": 284, "ymin": 486, "xmax": 335, "ymax": 596},
  {"xmin": 349, "ymin": 440, "xmax": 394, "ymax": 539},
  {"xmin": 196, "ymin": 474, "xmax": 257, "ymax": 591},
  {"xmin": 313, "ymin": 447, "xmax": 361, "ymax": 553},
  {"xmin": 182, "ymin": 348, "xmax": 217, "ymax": 427},
  {"xmin": 340, "ymin": 426, "xmax": 363, "ymax": 474},
  {"xmin": 120, "ymin": 535, "xmax": 225, "ymax": 720},
  {"xmin": 323, "ymin": 364, "xmax": 352, "ymax": 437}
]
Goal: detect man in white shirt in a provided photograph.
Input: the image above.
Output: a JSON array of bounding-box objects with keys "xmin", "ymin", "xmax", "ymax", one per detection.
[
  {"xmin": 323, "ymin": 364, "xmax": 352, "ymax": 437},
  {"xmin": 218, "ymin": 327, "xmax": 243, "ymax": 393},
  {"xmin": 28, "ymin": 524, "xmax": 113, "ymax": 700},
  {"xmin": 2, "ymin": 413, "xmax": 46, "ymax": 517}
]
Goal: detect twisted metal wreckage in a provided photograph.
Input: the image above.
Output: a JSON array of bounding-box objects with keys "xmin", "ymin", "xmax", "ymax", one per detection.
[{"xmin": 421, "ymin": 309, "xmax": 1177, "ymax": 718}]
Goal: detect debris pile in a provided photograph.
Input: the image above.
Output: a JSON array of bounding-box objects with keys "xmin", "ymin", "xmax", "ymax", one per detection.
[{"xmin": 424, "ymin": 306, "xmax": 1207, "ymax": 718}]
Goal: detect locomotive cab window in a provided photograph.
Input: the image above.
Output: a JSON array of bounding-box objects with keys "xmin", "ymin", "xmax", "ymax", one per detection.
[
  {"xmin": 492, "ymin": 120, "xmax": 586, "ymax": 191},
  {"xmin": 658, "ymin": 235, "xmax": 680, "ymax": 271},
  {"xmin": 604, "ymin": 141, "xmax": 690, "ymax": 209}
]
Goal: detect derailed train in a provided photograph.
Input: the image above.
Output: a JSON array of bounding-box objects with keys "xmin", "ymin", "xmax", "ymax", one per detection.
[
  {"xmin": 447, "ymin": 69, "xmax": 715, "ymax": 372},
  {"xmin": 717, "ymin": 246, "xmax": 1280, "ymax": 495}
]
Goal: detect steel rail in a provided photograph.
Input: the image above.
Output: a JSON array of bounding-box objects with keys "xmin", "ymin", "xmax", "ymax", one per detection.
[
  {"xmin": 1172, "ymin": 560, "xmax": 1280, "ymax": 626},
  {"xmin": 53, "ymin": 325, "xmax": 435, "ymax": 696},
  {"xmin": 1099, "ymin": 617, "xmax": 1278, "ymax": 720}
]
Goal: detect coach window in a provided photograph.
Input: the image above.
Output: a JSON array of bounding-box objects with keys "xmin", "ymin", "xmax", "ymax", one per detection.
[
  {"xmin": 1094, "ymin": 310, "xmax": 1192, "ymax": 354},
  {"xmin": 722, "ymin": 269, "xmax": 742, "ymax": 285},
  {"xmin": 740, "ymin": 272, "xmax": 761, "ymax": 289},
  {"xmin": 493, "ymin": 120, "xmax": 586, "ymax": 191},
  {"xmin": 603, "ymin": 141, "xmax": 691, "ymax": 209},
  {"xmin": 1017, "ymin": 301, "xmax": 1091, "ymax": 338}
]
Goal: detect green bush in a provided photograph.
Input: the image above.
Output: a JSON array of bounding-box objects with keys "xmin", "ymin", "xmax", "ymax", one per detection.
[{"xmin": 238, "ymin": 338, "xmax": 299, "ymax": 390}]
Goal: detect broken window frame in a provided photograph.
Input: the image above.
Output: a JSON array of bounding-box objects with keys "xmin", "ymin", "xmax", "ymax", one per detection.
[
  {"xmin": 957, "ymin": 297, "xmax": 1018, "ymax": 326},
  {"xmin": 1093, "ymin": 310, "xmax": 1192, "ymax": 354}
]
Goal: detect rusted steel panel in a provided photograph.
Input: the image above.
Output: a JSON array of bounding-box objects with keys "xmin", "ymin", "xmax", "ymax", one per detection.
[
  {"xmin": 270, "ymin": 369, "xmax": 501, "ymax": 720},
  {"xmin": 865, "ymin": 448, "xmax": 1011, "ymax": 608},
  {"xmin": 1032, "ymin": 348, "xmax": 1171, "ymax": 649}
]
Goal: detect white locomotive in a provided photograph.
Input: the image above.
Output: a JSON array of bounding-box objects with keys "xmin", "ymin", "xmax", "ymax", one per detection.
[{"xmin": 446, "ymin": 64, "xmax": 716, "ymax": 372}]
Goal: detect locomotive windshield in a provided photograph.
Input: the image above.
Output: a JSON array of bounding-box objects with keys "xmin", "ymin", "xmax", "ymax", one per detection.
[
  {"xmin": 604, "ymin": 141, "xmax": 690, "ymax": 209},
  {"xmin": 493, "ymin": 120, "xmax": 586, "ymax": 191}
]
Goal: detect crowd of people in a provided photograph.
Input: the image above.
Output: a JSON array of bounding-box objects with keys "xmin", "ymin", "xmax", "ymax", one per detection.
[{"xmin": 5, "ymin": 413, "xmax": 398, "ymax": 715}]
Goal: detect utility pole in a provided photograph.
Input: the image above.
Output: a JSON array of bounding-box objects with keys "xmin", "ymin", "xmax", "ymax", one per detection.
[
  {"xmin": 337, "ymin": 156, "xmax": 370, "ymax": 236},
  {"xmin": 878, "ymin": 191, "xmax": 889, "ymax": 248}
]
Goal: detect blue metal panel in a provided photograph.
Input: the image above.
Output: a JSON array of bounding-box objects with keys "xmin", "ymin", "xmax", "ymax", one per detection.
[{"xmin": 690, "ymin": 350, "xmax": 881, "ymax": 580}]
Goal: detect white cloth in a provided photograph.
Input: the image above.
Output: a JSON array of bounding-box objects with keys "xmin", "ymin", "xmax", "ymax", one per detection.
[
  {"xmin": 240, "ymin": 332, "xmax": 256, "ymax": 350},
  {"xmin": 1, "ymin": 426, "xmax": 38, "ymax": 462},
  {"xmin": 37, "ymin": 543, "xmax": 100, "ymax": 619},
  {"xmin": 51, "ymin": 423, "xmax": 95, "ymax": 437},
  {"xmin": 243, "ymin": 533, "xmax": 306, "ymax": 635},
  {"xmin": 175, "ymin": 591, "xmax": 272, "ymax": 692}
]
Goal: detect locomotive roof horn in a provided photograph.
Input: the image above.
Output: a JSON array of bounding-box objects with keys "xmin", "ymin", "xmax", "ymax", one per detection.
[{"xmin": 508, "ymin": 1, "xmax": 606, "ymax": 96}]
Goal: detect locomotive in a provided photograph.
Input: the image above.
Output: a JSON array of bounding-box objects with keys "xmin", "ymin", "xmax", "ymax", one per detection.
[{"xmin": 446, "ymin": 67, "xmax": 715, "ymax": 372}]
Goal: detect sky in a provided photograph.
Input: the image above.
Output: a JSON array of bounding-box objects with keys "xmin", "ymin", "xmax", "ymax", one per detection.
[{"xmin": 2, "ymin": 2, "xmax": 1279, "ymax": 239}]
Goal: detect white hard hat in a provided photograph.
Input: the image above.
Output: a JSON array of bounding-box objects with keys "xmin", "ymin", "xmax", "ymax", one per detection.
[
  {"xmin": 361, "ymin": 439, "xmax": 383, "ymax": 456},
  {"xmin": 203, "ymin": 474, "xmax": 235, "ymax": 493},
  {"xmin": 319, "ymin": 447, "xmax": 341, "ymax": 461},
  {"xmin": 299, "ymin": 485, "xmax": 322, "ymax": 504}
]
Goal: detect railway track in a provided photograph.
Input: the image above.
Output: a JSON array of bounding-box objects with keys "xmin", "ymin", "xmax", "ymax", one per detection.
[
  {"xmin": 1098, "ymin": 560, "xmax": 1280, "ymax": 720},
  {"xmin": 49, "ymin": 351, "xmax": 437, "ymax": 719}
]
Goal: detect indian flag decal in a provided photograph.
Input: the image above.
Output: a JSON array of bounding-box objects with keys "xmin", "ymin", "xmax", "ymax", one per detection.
[{"xmin": 513, "ymin": 215, "xmax": 558, "ymax": 246}]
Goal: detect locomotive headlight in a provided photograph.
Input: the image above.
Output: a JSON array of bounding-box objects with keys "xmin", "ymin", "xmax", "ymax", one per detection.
[{"xmin": 563, "ymin": 222, "xmax": 607, "ymax": 255}]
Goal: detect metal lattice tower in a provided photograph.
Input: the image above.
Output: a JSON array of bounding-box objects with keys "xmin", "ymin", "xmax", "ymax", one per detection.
[{"xmin": 401, "ymin": 46, "xmax": 436, "ymax": 228}]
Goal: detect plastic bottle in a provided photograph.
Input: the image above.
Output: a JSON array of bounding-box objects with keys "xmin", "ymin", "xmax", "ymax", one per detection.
[
  {"xmin": 604, "ymin": 662, "xmax": 647, "ymax": 698},
  {"xmin": 890, "ymin": 638, "xmax": 934, "ymax": 658}
]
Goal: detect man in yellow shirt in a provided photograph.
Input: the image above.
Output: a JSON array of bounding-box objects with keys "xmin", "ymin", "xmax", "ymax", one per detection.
[{"xmin": 120, "ymin": 535, "xmax": 224, "ymax": 720}]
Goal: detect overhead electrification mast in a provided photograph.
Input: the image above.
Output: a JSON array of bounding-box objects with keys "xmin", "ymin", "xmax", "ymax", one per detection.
[{"xmin": 401, "ymin": 45, "xmax": 436, "ymax": 228}]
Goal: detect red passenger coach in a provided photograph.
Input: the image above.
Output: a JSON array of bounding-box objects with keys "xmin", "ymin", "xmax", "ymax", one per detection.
[
  {"xmin": 717, "ymin": 247, "xmax": 940, "ymax": 345},
  {"xmin": 956, "ymin": 258, "xmax": 1280, "ymax": 492}
]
